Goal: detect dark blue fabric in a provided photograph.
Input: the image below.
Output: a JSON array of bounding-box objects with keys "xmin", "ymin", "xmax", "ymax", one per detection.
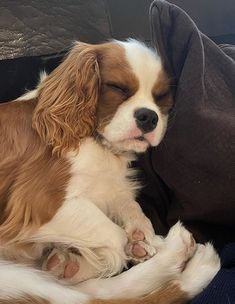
[{"xmin": 192, "ymin": 243, "xmax": 235, "ymax": 304}]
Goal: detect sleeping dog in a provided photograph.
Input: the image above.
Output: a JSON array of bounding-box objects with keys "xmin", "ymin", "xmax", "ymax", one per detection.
[{"xmin": 0, "ymin": 39, "xmax": 220, "ymax": 303}]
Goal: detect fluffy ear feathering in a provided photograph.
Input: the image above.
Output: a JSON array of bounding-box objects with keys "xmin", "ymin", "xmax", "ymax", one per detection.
[{"xmin": 32, "ymin": 42, "xmax": 101, "ymax": 156}]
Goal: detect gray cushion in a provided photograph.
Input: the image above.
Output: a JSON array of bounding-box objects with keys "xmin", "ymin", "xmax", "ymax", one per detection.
[{"xmin": 139, "ymin": 0, "xmax": 235, "ymax": 248}]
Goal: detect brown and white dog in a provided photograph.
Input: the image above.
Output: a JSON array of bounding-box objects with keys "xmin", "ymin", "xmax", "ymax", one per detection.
[{"xmin": 0, "ymin": 39, "xmax": 220, "ymax": 303}]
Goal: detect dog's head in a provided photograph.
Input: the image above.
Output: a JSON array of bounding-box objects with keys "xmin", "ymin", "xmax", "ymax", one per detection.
[{"xmin": 33, "ymin": 39, "xmax": 173, "ymax": 155}]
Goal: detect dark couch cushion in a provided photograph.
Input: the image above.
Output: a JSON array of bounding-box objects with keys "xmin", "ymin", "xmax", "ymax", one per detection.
[
  {"xmin": 0, "ymin": 0, "xmax": 111, "ymax": 60},
  {"xmin": 138, "ymin": 0, "xmax": 235, "ymax": 249}
]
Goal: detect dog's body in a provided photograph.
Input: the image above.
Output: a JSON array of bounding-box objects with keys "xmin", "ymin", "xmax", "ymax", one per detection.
[{"xmin": 0, "ymin": 39, "xmax": 220, "ymax": 303}]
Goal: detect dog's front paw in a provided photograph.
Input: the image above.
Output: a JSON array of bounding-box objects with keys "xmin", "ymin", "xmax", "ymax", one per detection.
[
  {"xmin": 164, "ymin": 222, "xmax": 197, "ymax": 271},
  {"xmin": 41, "ymin": 246, "xmax": 101, "ymax": 284},
  {"xmin": 180, "ymin": 243, "xmax": 220, "ymax": 297},
  {"xmin": 42, "ymin": 247, "xmax": 81, "ymax": 281},
  {"xmin": 125, "ymin": 217, "xmax": 156, "ymax": 263}
]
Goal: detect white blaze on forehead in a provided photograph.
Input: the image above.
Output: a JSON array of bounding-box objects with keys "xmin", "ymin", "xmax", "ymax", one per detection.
[{"xmin": 117, "ymin": 39, "xmax": 162, "ymax": 96}]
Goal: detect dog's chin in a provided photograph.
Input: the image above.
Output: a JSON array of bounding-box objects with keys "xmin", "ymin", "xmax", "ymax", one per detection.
[
  {"xmin": 116, "ymin": 138, "xmax": 150, "ymax": 153},
  {"xmin": 100, "ymin": 136, "xmax": 150, "ymax": 153}
]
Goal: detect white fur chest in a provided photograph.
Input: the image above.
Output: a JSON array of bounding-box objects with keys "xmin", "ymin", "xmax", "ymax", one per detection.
[{"xmin": 65, "ymin": 139, "xmax": 138, "ymax": 214}]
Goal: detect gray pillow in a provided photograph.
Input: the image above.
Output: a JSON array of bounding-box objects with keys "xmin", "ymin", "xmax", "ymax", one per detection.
[{"xmin": 139, "ymin": 0, "xmax": 235, "ymax": 248}]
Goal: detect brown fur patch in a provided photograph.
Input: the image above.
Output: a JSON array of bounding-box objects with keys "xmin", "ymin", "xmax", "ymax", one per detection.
[
  {"xmin": 89, "ymin": 282, "xmax": 189, "ymax": 304},
  {"xmin": 152, "ymin": 70, "xmax": 173, "ymax": 114},
  {"xmin": 33, "ymin": 42, "xmax": 101, "ymax": 156},
  {"xmin": 0, "ymin": 99, "xmax": 70, "ymax": 258}
]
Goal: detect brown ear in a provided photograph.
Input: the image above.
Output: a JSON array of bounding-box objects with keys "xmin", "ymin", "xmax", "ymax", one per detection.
[{"xmin": 32, "ymin": 42, "xmax": 100, "ymax": 156}]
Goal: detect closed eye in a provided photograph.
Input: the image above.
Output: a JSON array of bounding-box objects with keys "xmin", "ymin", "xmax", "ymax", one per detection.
[
  {"xmin": 106, "ymin": 82, "xmax": 129, "ymax": 95},
  {"xmin": 154, "ymin": 90, "xmax": 170, "ymax": 101}
]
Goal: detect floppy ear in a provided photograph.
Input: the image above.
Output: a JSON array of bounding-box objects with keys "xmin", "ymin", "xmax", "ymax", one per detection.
[{"xmin": 32, "ymin": 42, "xmax": 100, "ymax": 156}]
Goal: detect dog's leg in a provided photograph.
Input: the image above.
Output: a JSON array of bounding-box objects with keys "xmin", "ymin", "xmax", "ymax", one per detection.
[
  {"xmin": 0, "ymin": 260, "xmax": 187, "ymax": 304},
  {"xmin": 41, "ymin": 247, "xmax": 98, "ymax": 283},
  {"xmin": 80, "ymin": 223, "xmax": 220, "ymax": 303},
  {"xmin": 0, "ymin": 224, "xmax": 219, "ymax": 304},
  {"xmin": 41, "ymin": 245, "xmax": 126, "ymax": 284},
  {"xmin": 179, "ymin": 243, "xmax": 220, "ymax": 297},
  {"xmin": 78, "ymin": 222, "xmax": 197, "ymax": 298},
  {"xmin": 89, "ymin": 283, "xmax": 189, "ymax": 304},
  {"xmin": 0, "ymin": 261, "xmax": 90, "ymax": 304},
  {"xmin": 110, "ymin": 198, "xmax": 157, "ymax": 263},
  {"xmin": 29, "ymin": 197, "xmax": 128, "ymax": 283}
]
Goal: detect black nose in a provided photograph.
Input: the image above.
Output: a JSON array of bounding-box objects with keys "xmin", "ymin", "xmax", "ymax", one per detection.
[{"xmin": 134, "ymin": 108, "xmax": 158, "ymax": 133}]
